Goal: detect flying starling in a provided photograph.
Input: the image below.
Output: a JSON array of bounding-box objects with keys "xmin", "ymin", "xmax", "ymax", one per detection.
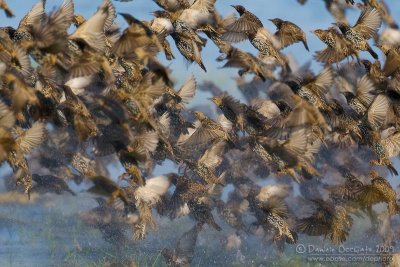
[
  {"xmin": 368, "ymin": 129, "xmax": 398, "ymax": 175},
  {"xmin": 32, "ymin": 174, "xmax": 76, "ymax": 195},
  {"xmin": 340, "ymin": 75, "xmax": 376, "ymax": 116},
  {"xmin": 162, "ymin": 223, "xmax": 202, "ymax": 266},
  {"xmin": 297, "ymin": 199, "xmax": 353, "ymax": 245},
  {"xmin": 217, "ymin": 42, "xmax": 269, "ymax": 81},
  {"xmin": 222, "ymin": 5, "xmax": 289, "ymax": 70},
  {"xmin": 313, "ymin": 27, "xmax": 355, "ymax": 65},
  {"xmin": 269, "ymin": 18, "xmax": 309, "ymax": 51},
  {"xmin": 358, "ymin": 171, "xmax": 399, "ymax": 215},
  {"xmin": 0, "ymin": 0, "xmax": 14, "ymax": 18},
  {"xmin": 335, "ymin": 7, "xmax": 382, "ymax": 60},
  {"xmin": 285, "ymin": 68, "xmax": 333, "ymax": 112},
  {"xmin": 180, "ymin": 111, "xmax": 234, "ymax": 148},
  {"xmin": 248, "ymin": 195, "xmax": 297, "ymax": 244}
]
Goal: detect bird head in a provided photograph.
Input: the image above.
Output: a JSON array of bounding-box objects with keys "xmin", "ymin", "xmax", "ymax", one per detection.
[
  {"xmin": 211, "ymin": 96, "xmax": 223, "ymax": 106},
  {"xmin": 274, "ymin": 100, "xmax": 291, "ymax": 112},
  {"xmin": 73, "ymin": 14, "xmax": 85, "ymax": 27},
  {"xmin": 361, "ymin": 59, "xmax": 372, "ymax": 72},
  {"xmin": 152, "ymin": 10, "xmax": 171, "ymax": 19},
  {"xmin": 340, "ymin": 91, "xmax": 355, "ymax": 103},
  {"xmin": 193, "ymin": 111, "xmax": 206, "ymax": 120},
  {"xmin": 0, "ymin": 26, "xmax": 16, "ymax": 38},
  {"xmin": 231, "ymin": 5, "xmax": 246, "ymax": 15},
  {"xmin": 312, "ymin": 29, "xmax": 326, "ymax": 40},
  {"xmin": 269, "ymin": 18, "xmax": 284, "ymax": 27},
  {"xmin": 285, "ymin": 80, "xmax": 301, "ymax": 92}
]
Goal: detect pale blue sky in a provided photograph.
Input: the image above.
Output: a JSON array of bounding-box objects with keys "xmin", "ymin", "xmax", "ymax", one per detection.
[
  {"xmin": 0, "ymin": 0, "xmax": 396, "ymax": 168},
  {"xmin": 3, "ymin": 0, "xmax": 399, "ymax": 98}
]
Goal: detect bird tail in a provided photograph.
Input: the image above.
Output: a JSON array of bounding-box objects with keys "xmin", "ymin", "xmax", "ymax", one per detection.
[
  {"xmin": 388, "ymin": 201, "xmax": 399, "ymax": 216},
  {"xmin": 286, "ymin": 230, "xmax": 298, "ymax": 244},
  {"xmin": 302, "ymin": 40, "xmax": 309, "ymax": 52},
  {"xmin": 68, "ymin": 189, "xmax": 77, "ymax": 196},
  {"xmin": 387, "ymin": 163, "xmax": 398, "ymax": 176},
  {"xmin": 209, "ymin": 219, "xmax": 222, "ymax": 231},
  {"xmin": 366, "ymin": 43, "xmax": 378, "ymax": 60},
  {"xmin": 198, "ymin": 61, "xmax": 207, "ymax": 72}
]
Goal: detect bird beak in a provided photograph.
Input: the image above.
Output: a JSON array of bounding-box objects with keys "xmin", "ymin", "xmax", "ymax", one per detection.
[{"xmin": 230, "ymin": 5, "xmax": 236, "ymax": 9}]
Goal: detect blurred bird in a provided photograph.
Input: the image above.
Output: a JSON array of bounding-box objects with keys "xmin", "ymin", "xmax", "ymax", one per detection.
[
  {"xmin": 334, "ymin": 7, "xmax": 382, "ymax": 60},
  {"xmin": 269, "ymin": 18, "xmax": 309, "ymax": 51},
  {"xmin": 162, "ymin": 223, "xmax": 202, "ymax": 266},
  {"xmin": 0, "ymin": 0, "xmax": 13, "ymax": 18}
]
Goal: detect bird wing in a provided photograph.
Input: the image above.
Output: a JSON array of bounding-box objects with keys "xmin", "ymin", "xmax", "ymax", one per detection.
[
  {"xmin": 198, "ymin": 140, "xmax": 225, "ymax": 169},
  {"xmin": 353, "ymin": 7, "xmax": 382, "ymax": 39},
  {"xmin": 190, "ymin": 0, "xmax": 215, "ymax": 12},
  {"xmin": 367, "ymin": 94, "xmax": 390, "ymax": 129},
  {"xmin": 221, "ymin": 15, "xmax": 258, "ymax": 43},
  {"xmin": 274, "ymin": 23, "xmax": 303, "ymax": 49},
  {"xmin": 176, "ymin": 224, "xmax": 200, "ymax": 261},
  {"xmin": 135, "ymin": 131, "xmax": 159, "ymax": 154},
  {"xmin": 0, "ymin": 99, "xmax": 15, "ymax": 129},
  {"xmin": 177, "ymin": 75, "xmax": 196, "ymax": 104},
  {"xmin": 355, "ymin": 75, "xmax": 375, "ymax": 107},
  {"xmin": 382, "ymin": 132, "xmax": 400, "ymax": 158},
  {"xmin": 311, "ymin": 67, "xmax": 333, "ymax": 95},
  {"xmin": 383, "ymin": 50, "xmax": 400, "ymax": 77},
  {"xmin": 357, "ymin": 184, "xmax": 384, "ymax": 206},
  {"xmin": 283, "ymin": 128, "xmax": 308, "ymax": 157},
  {"xmin": 180, "ymin": 122, "xmax": 222, "ymax": 148},
  {"xmin": 69, "ymin": 0, "xmax": 115, "ymax": 52},
  {"xmin": 314, "ymin": 46, "xmax": 346, "ymax": 64},
  {"xmin": 135, "ymin": 175, "xmax": 171, "ymax": 205},
  {"xmin": 18, "ymin": 1, "xmax": 44, "ymax": 31},
  {"xmin": 16, "ymin": 122, "xmax": 46, "ymax": 154},
  {"xmin": 297, "ymin": 215, "xmax": 331, "ymax": 236}
]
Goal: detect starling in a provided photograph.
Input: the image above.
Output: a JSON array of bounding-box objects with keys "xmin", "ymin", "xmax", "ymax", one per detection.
[
  {"xmin": 188, "ymin": 197, "xmax": 221, "ymax": 231},
  {"xmin": 269, "ymin": 18, "xmax": 309, "ymax": 51},
  {"xmin": 167, "ymin": 173, "xmax": 208, "ymax": 219},
  {"xmin": 69, "ymin": 0, "xmax": 116, "ymax": 52},
  {"xmin": 360, "ymin": 0, "xmax": 398, "ymax": 29},
  {"xmin": 211, "ymin": 94, "xmax": 242, "ymax": 127},
  {"xmin": 358, "ymin": 171, "xmax": 399, "ymax": 215},
  {"xmin": 0, "ymin": 0, "xmax": 14, "ymax": 18},
  {"xmin": 162, "ymin": 223, "xmax": 202, "ymax": 266},
  {"xmin": 179, "ymin": 111, "xmax": 233, "ymax": 148},
  {"xmin": 377, "ymin": 44, "xmax": 400, "ymax": 77},
  {"xmin": 248, "ymin": 195, "xmax": 297, "ymax": 244},
  {"xmin": 222, "ymin": 5, "xmax": 289, "ymax": 69},
  {"xmin": 217, "ymin": 42, "xmax": 270, "ymax": 81},
  {"xmin": 335, "ymin": 7, "xmax": 382, "ymax": 60},
  {"xmin": 80, "ymin": 197, "xmax": 128, "ymax": 245},
  {"xmin": 32, "ymin": 174, "xmax": 75, "ymax": 195},
  {"xmin": 313, "ymin": 27, "xmax": 355, "ymax": 65},
  {"xmin": 2, "ymin": 121, "xmax": 46, "ymax": 195},
  {"xmin": 368, "ymin": 127, "xmax": 398, "ymax": 176},
  {"xmin": 285, "ymin": 68, "xmax": 333, "ymax": 112},
  {"xmin": 339, "ymin": 75, "xmax": 376, "ymax": 116},
  {"xmin": 222, "ymin": 5, "xmax": 263, "ymax": 43},
  {"xmin": 112, "ymin": 13, "xmax": 163, "ymax": 57},
  {"xmin": 297, "ymin": 199, "xmax": 353, "ymax": 245}
]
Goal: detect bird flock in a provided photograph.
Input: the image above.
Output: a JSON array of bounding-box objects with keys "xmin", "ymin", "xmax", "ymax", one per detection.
[{"xmin": 0, "ymin": 0, "xmax": 400, "ymax": 265}]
